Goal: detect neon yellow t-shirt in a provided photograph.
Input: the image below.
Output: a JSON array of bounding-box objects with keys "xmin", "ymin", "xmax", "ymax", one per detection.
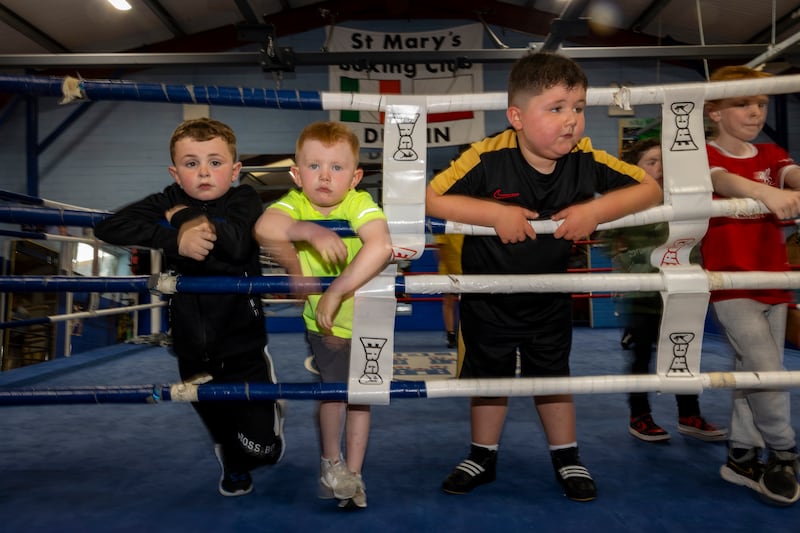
[{"xmin": 269, "ymin": 188, "xmax": 387, "ymax": 338}]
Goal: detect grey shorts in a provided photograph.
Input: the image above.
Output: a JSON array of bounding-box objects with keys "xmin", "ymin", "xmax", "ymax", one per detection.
[{"xmin": 307, "ymin": 331, "xmax": 351, "ymax": 383}]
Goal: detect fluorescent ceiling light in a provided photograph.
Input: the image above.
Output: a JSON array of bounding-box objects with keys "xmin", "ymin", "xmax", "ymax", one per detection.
[{"xmin": 108, "ymin": 0, "xmax": 132, "ymax": 10}]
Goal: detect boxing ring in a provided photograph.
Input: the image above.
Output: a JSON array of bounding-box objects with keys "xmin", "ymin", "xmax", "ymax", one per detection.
[
  {"xmin": 2, "ymin": 70, "xmax": 800, "ymax": 532},
  {"xmin": 2, "ymin": 72, "xmax": 800, "ymax": 405}
]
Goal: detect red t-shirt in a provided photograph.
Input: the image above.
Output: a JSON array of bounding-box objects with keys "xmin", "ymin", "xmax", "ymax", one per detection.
[{"xmin": 702, "ymin": 142, "xmax": 797, "ymax": 304}]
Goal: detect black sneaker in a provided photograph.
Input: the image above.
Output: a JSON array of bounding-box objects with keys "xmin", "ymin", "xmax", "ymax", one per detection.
[
  {"xmin": 551, "ymin": 447, "xmax": 596, "ymax": 502},
  {"xmin": 442, "ymin": 446, "xmax": 497, "ymax": 494},
  {"xmin": 629, "ymin": 414, "xmax": 671, "ymax": 442},
  {"xmin": 720, "ymin": 447, "xmax": 764, "ymax": 494},
  {"xmin": 760, "ymin": 449, "xmax": 800, "ymax": 506},
  {"xmin": 214, "ymin": 444, "xmax": 253, "ymax": 497},
  {"xmin": 446, "ymin": 332, "xmax": 457, "ymax": 349}
]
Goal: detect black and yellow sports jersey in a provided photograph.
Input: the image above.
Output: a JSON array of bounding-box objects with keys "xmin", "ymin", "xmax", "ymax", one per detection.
[
  {"xmin": 430, "ymin": 128, "xmax": 645, "ymax": 278},
  {"xmin": 429, "ymin": 128, "xmax": 646, "ymax": 374}
]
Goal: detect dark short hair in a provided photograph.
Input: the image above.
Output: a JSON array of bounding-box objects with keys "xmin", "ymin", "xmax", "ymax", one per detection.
[
  {"xmin": 621, "ymin": 138, "xmax": 660, "ymax": 165},
  {"xmin": 508, "ymin": 52, "xmax": 588, "ymax": 107},
  {"xmin": 169, "ymin": 117, "xmax": 237, "ymax": 162}
]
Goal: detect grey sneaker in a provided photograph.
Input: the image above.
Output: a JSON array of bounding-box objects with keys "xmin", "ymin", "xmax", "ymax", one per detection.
[
  {"xmin": 760, "ymin": 449, "xmax": 800, "ymax": 506},
  {"xmin": 338, "ymin": 474, "xmax": 367, "ymax": 509},
  {"xmin": 319, "ymin": 455, "xmax": 359, "ymax": 500}
]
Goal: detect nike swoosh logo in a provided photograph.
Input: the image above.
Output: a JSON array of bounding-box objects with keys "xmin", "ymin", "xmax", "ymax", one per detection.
[{"xmin": 493, "ymin": 188, "xmax": 520, "ymax": 200}]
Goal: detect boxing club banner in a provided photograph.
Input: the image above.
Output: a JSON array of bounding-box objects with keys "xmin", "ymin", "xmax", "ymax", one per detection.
[{"xmin": 327, "ymin": 23, "xmax": 486, "ymax": 149}]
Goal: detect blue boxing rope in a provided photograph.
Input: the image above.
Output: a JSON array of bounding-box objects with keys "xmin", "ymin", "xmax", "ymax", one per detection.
[
  {"xmin": 0, "ymin": 74, "xmax": 325, "ymax": 110},
  {"xmin": 0, "ymin": 204, "xmax": 112, "ymax": 227},
  {"xmin": 0, "ymin": 275, "xmax": 151, "ymax": 293},
  {"xmin": 0, "ymin": 382, "xmax": 415, "ymax": 406},
  {"xmin": 0, "ymin": 201, "xmax": 360, "ymax": 235}
]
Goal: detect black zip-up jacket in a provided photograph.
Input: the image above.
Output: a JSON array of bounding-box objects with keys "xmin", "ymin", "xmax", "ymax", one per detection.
[{"xmin": 94, "ymin": 183, "xmax": 267, "ymax": 361}]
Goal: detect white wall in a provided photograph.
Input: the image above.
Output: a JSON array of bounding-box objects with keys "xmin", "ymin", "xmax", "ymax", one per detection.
[{"xmin": 0, "ymin": 20, "xmax": 797, "ymax": 210}]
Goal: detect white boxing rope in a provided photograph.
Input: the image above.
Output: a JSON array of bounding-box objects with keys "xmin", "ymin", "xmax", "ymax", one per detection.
[
  {"xmin": 441, "ymin": 196, "xmax": 772, "ymax": 236},
  {"xmin": 320, "ymin": 73, "xmax": 800, "ymax": 113},
  {"xmin": 422, "ymin": 371, "xmax": 800, "ymax": 398},
  {"xmin": 401, "ymin": 271, "xmax": 800, "ymax": 296}
]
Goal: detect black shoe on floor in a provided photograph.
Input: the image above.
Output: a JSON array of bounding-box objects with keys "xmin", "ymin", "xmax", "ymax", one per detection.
[
  {"xmin": 760, "ymin": 448, "xmax": 800, "ymax": 506},
  {"xmin": 720, "ymin": 447, "xmax": 764, "ymax": 494},
  {"xmin": 442, "ymin": 446, "xmax": 497, "ymax": 494},
  {"xmin": 551, "ymin": 447, "xmax": 596, "ymax": 502},
  {"xmin": 214, "ymin": 444, "xmax": 253, "ymax": 497},
  {"xmin": 446, "ymin": 331, "xmax": 457, "ymax": 349},
  {"xmin": 629, "ymin": 413, "xmax": 671, "ymax": 442}
]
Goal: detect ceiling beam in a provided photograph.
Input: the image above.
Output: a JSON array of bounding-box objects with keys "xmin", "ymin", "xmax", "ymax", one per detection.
[
  {"xmin": 0, "ymin": 2, "xmax": 69, "ymax": 53},
  {"xmin": 0, "ymin": 44, "xmax": 770, "ymax": 68},
  {"xmin": 628, "ymin": 0, "xmax": 672, "ymax": 33},
  {"xmin": 748, "ymin": 3, "xmax": 800, "ymax": 44},
  {"xmin": 541, "ymin": 0, "xmax": 591, "ymax": 51},
  {"xmin": 234, "ymin": 0, "xmax": 260, "ymax": 25},
  {"xmin": 140, "ymin": 0, "xmax": 186, "ymax": 37},
  {"xmin": 260, "ymin": 0, "xmax": 560, "ymax": 38}
]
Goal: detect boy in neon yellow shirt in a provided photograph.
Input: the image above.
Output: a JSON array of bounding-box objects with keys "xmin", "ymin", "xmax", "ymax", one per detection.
[{"xmin": 254, "ymin": 121, "xmax": 392, "ymax": 509}]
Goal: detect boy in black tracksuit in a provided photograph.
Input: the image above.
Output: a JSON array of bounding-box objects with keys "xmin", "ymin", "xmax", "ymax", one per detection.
[{"xmin": 94, "ymin": 117, "xmax": 284, "ymax": 497}]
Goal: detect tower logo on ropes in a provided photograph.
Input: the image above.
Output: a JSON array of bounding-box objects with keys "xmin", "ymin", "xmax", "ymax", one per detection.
[
  {"xmin": 666, "ymin": 332, "xmax": 695, "ymax": 376},
  {"xmin": 358, "ymin": 337, "xmax": 389, "ymax": 384},
  {"xmin": 669, "ymin": 102, "xmax": 699, "ymax": 151},
  {"xmin": 390, "ymin": 112, "xmax": 420, "ymax": 161}
]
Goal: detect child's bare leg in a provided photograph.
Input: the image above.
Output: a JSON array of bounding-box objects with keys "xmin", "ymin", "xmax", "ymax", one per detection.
[
  {"xmin": 344, "ymin": 404, "xmax": 371, "ymax": 474},
  {"xmin": 534, "ymin": 394, "xmax": 576, "ymax": 445},
  {"xmin": 470, "ymin": 396, "xmax": 508, "ymax": 445},
  {"xmin": 319, "ymin": 400, "xmax": 346, "ymax": 460}
]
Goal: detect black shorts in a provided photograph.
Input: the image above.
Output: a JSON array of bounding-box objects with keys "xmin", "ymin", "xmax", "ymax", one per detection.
[{"xmin": 459, "ymin": 295, "xmax": 572, "ymax": 378}]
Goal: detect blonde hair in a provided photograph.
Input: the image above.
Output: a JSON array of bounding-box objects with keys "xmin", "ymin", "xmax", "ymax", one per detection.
[
  {"xmin": 295, "ymin": 121, "xmax": 359, "ymax": 164},
  {"xmin": 169, "ymin": 118, "xmax": 237, "ymax": 163}
]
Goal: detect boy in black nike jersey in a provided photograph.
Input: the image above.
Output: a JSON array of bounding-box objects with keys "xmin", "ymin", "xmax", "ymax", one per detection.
[{"xmin": 426, "ymin": 52, "xmax": 662, "ymax": 502}]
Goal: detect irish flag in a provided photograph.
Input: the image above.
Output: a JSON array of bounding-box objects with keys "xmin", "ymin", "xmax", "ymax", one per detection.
[{"xmin": 339, "ymin": 77, "xmax": 474, "ymax": 125}]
